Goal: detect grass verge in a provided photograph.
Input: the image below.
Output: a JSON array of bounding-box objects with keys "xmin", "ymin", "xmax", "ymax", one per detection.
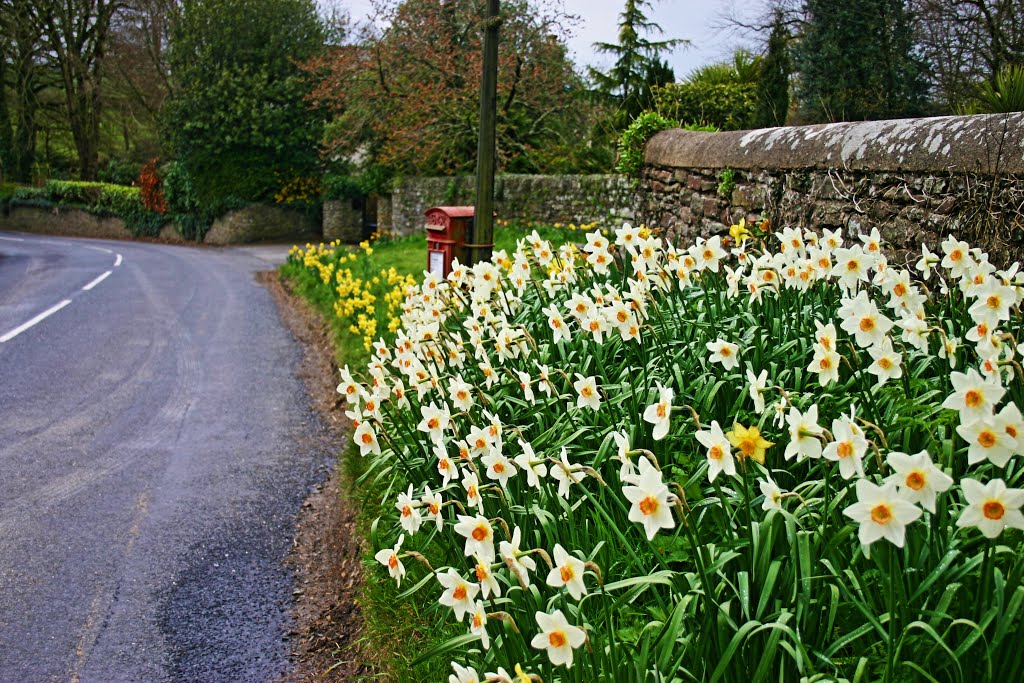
[{"xmin": 279, "ymin": 220, "xmax": 592, "ymax": 680}]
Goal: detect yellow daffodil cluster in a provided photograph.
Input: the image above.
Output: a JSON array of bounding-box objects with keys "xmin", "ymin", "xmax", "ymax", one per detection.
[{"xmin": 287, "ymin": 239, "xmax": 419, "ymax": 354}]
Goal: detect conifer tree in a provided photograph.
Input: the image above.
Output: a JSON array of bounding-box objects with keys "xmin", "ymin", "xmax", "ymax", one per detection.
[
  {"xmin": 795, "ymin": 0, "xmax": 927, "ymax": 122},
  {"xmin": 755, "ymin": 9, "xmax": 791, "ymax": 128},
  {"xmin": 590, "ymin": 0, "xmax": 685, "ymax": 126}
]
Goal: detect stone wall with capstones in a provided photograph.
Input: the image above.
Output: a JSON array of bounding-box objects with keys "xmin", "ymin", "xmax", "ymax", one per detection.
[{"xmin": 636, "ymin": 113, "xmax": 1024, "ymax": 266}]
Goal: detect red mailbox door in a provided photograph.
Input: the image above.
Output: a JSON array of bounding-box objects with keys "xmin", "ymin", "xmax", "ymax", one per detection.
[{"xmin": 425, "ymin": 206, "xmax": 474, "ymax": 278}]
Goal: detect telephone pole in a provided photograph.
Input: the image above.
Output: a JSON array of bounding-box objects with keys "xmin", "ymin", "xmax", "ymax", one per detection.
[{"xmin": 470, "ymin": 0, "xmax": 499, "ymax": 266}]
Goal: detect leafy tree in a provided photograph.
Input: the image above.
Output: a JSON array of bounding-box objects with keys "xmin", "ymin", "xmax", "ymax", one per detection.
[
  {"xmin": 795, "ymin": 0, "xmax": 927, "ymax": 122},
  {"xmin": 164, "ymin": 0, "xmax": 325, "ymax": 207},
  {"xmin": 755, "ymin": 9, "xmax": 791, "ymax": 128},
  {"xmin": 32, "ymin": 0, "xmax": 120, "ymax": 180},
  {"xmin": 589, "ymin": 0, "xmax": 685, "ymax": 126},
  {"xmin": 0, "ymin": 0, "xmax": 46, "ymax": 182},
  {"xmin": 686, "ymin": 49, "xmax": 761, "ymax": 86},
  {"xmin": 648, "ymin": 49, "xmax": 761, "ymax": 132},
  {"xmin": 305, "ymin": 0, "xmax": 599, "ymax": 176},
  {"xmin": 912, "ymin": 0, "xmax": 1024, "ymax": 111},
  {"xmin": 101, "ymin": 0, "xmax": 175, "ymax": 164}
]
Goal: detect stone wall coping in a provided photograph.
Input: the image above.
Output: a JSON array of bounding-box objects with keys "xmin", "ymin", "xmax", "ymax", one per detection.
[{"xmin": 645, "ymin": 113, "xmax": 1024, "ymax": 175}]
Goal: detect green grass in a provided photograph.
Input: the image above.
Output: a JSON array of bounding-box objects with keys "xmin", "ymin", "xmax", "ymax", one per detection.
[{"xmin": 340, "ymin": 439, "xmax": 460, "ymax": 681}]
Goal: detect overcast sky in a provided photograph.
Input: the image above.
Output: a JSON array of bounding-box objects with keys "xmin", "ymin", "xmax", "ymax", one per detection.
[{"xmin": 336, "ymin": 0, "xmax": 757, "ymax": 80}]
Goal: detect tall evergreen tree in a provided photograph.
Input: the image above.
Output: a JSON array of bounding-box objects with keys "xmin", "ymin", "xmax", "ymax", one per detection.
[
  {"xmin": 589, "ymin": 0, "xmax": 685, "ymax": 126},
  {"xmin": 755, "ymin": 9, "xmax": 791, "ymax": 128},
  {"xmin": 795, "ymin": 0, "xmax": 927, "ymax": 122}
]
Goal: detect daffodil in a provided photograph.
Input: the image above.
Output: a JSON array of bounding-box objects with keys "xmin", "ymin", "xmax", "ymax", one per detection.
[
  {"xmin": 530, "ymin": 609, "xmax": 586, "ymax": 668},
  {"xmin": 843, "ymin": 479, "xmax": 922, "ymax": 557},
  {"xmin": 374, "ymin": 534, "xmax": 406, "ymax": 585},
  {"xmin": 513, "ymin": 439, "xmax": 547, "ymax": 489},
  {"xmin": 468, "ymin": 600, "xmax": 490, "ymax": 649},
  {"xmin": 957, "ymin": 416, "xmax": 1016, "ymax": 467},
  {"xmin": 438, "ymin": 567, "xmax": 479, "ymax": 621},
  {"xmin": 727, "ymin": 422, "xmax": 774, "ymax": 465},
  {"xmin": 956, "ymin": 478, "xmax": 1024, "ymax": 539},
  {"xmin": 622, "ymin": 456, "xmax": 676, "ymax": 539},
  {"xmin": 729, "ymin": 218, "xmax": 751, "ymax": 243},
  {"xmin": 642, "ymin": 383, "xmax": 674, "ymax": 440},
  {"xmin": 707, "ymin": 338, "xmax": 740, "ymax": 370},
  {"xmin": 417, "ymin": 402, "xmax": 451, "ymax": 444},
  {"xmin": 746, "ymin": 367, "xmax": 769, "ymax": 413},
  {"xmin": 759, "ymin": 478, "xmax": 784, "ymax": 511},
  {"xmin": 499, "ymin": 526, "xmax": 536, "ymax": 587},
  {"xmin": 545, "ymin": 543, "xmax": 588, "ymax": 600},
  {"xmin": 867, "ymin": 336, "xmax": 903, "ymax": 387},
  {"xmin": 396, "ymin": 484, "xmax": 422, "ymax": 534},
  {"xmin": 823, "ymin": 417, "xmax": 868, "ymax": 479},
  {"xmin": 885, "ymin": 450, "xmax": 953, "ymax": 513},
  {"xmin": 454, "ymin": 514, "xmax": 495, "ymax": 562},
  {"xmin": 696, "ymin": 420, "xmax": 736, "ymax": 482},
  {"xmin": 421, "ymin": 485, "xmax": 444, "ymax": 531},
  {"xmin": 449, "ymin": 662, "xmax": 481, "ymax": 683},
  {"xmin": 482, "ymin": 450, "xmax": 517, "ymax": 488},
  {"xmin": 549, "ymin": 447, "xmax": 585, "ymax": 498},
  {"xmin": 784, "ymin": 405, "xmax": 823, "ymax": 461},
  {"xmin": 942, "ymin": 369, "xmax": 1005, "ymax": 421},
  {"xmin": 573, "ymin": 374, "xmax": 601, "ymax": 411},
  {"xmin": 354, "ymin": 421, "xmax": 381, "ymax": 457}
]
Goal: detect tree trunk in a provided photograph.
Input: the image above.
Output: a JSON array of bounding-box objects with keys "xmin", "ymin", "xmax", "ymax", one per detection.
[
  {"xmin": 0, "ymin": 46, "xmax": 12, "ymax": 181},
  {"xmin": 43, "ymin": 0, "xmax": 114, "ymax": 181}
]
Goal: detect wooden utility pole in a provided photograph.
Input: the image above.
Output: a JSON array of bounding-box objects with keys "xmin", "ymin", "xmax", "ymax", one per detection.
[{"xmin": 470, "ymin": 0, "xmax": 499, "ymax": 266}]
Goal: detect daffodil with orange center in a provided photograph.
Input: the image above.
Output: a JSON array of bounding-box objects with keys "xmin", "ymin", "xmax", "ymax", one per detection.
[{"xmin": 726, "ymin": 423, "xmax": 774, "ymax": 465}]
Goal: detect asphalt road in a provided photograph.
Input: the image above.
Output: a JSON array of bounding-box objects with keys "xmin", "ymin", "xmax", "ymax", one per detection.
[{"xmin": 0, "ymin": 231, "xmax": 334, "ymax": 682}]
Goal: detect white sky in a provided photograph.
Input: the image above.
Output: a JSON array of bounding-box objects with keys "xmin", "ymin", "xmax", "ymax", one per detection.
[{"xmin": 335, "ymin": 0, "xmax": 757, "ymax": 81}]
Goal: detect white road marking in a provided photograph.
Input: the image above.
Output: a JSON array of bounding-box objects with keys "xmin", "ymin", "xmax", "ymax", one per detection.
[
  {"xmin": 114, "ymin": 254, "xmax": 123, "ymax": 267},
  {"xmin": 0, "ymin": 235, "xmax": 25, "ymax": 242},
  {"xmin": 82, "ymin": 271, "xmax": 112, "ymax": 291},
  {"xmin": 0, "ymin": 299, "xmax": 73, "ymax": 343},
  {"xmin": 84, "ymin": 245, "xmax": 113, "ymax": 254}
]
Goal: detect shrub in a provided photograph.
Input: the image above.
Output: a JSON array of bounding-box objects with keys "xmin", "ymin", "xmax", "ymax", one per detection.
[
  {"xmin": 96, "ymin": 184, "xmax": 165, "ymax": 237},
  {"xmin": 46, "ymin": 180, "xmax": 105, "ymax": 205},
  {"xmin": 23, "ymin": 179, "xmax": 166, "ymax": 237},
  {"xmin": 653, "ymin": 80, "xmax": 759, "ymax": 131},
  {"xmin": 11, "ymin": 185, "xmax": 50, "ymax": 206},
  {"xmin": 340, "ymin": 223, "xmax": 1024, "ymax": 681},
  {"xmin": 99, "ymin": 157, "xmax": 141, "ymax": 186},
  {"xmin": 0, "ymin": 183, "xmax": 15, "ymax": 212},
  {"xmin": 162, "ymin": 161, "xmax": 212, "ymax": 241},
  {"xmin": 139, "ymin": 158, "xmax": 168, "ymax": 215},
  {"xmin": 972, "ymin": 65, "xmax": 1024, "ymax": 114},
  {"xmin": 322, "ymin": 166, "xmax": 394, "ymax": 202},
  {"xmin": 275, "ymin": 175, "xmax": 321, "ymax": 205},
  {"xmin": 616, "ymin": 111, "xmax": 673, "ymax": 176}
]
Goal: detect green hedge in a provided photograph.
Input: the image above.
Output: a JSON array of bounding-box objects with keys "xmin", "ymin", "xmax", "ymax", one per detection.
[
  {"xmin": 653, "ymin": 81, "xmax": 759, "ymax": 131},
  {"xmin": 20, "ymin": 180, "xmax": 168, "ymax": 237}
]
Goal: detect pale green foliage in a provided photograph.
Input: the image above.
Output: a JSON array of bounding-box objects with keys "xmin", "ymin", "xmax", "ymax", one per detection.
[{"xmin": 615, "ymin": 111, "xmax": 672, "ymax": 176}]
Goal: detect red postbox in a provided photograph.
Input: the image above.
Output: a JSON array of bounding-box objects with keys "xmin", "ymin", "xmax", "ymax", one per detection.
[{"xmin": 425, "ymin": 206, "xmax": 474, "ymax": 278}]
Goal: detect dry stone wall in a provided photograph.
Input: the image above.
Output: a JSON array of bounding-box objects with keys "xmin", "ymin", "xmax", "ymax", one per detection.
[
  {"xmin": 386, "ymin": 174, "xmax": 634, "ymax": 236},
  {"xmin": 637, "ymin": 113, "xmax": 1024, "ymax": 265}
]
